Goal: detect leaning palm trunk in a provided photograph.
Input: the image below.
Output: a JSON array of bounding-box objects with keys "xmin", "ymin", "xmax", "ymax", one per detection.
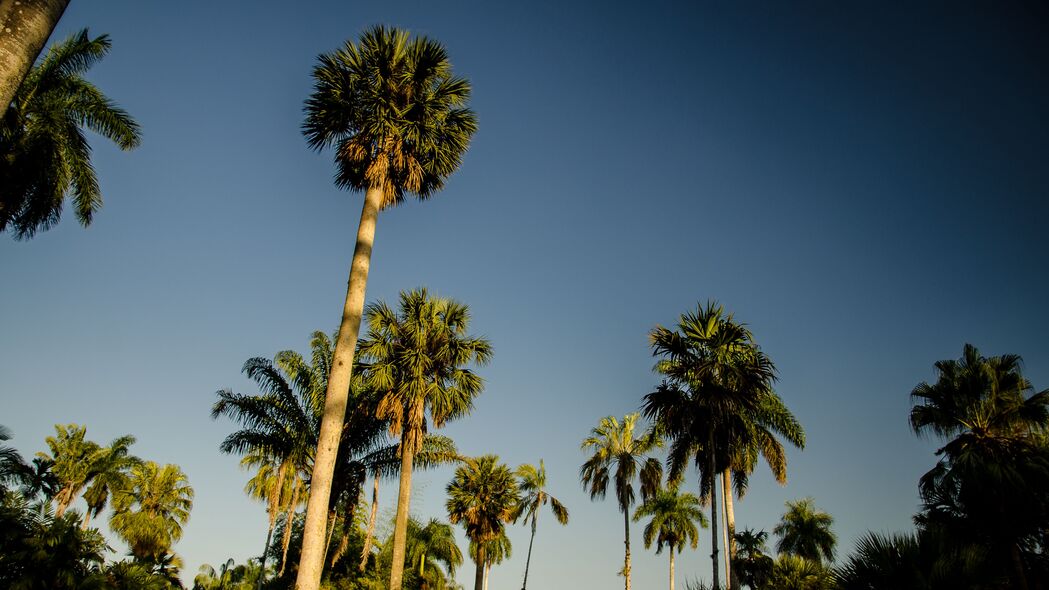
[
  {"xmin": 521, "ymin": 518, "xmax": 537, "ymax": 590},
  {"xmin": 722, "ymin": 470, "xmax": 736, "ymax": 590},
  {"xmin": 359, "ymin": 476, "xmax": 379, "ymax": 572},
  {"xmin": 388, "ymin": 441, "xmax": 417, "ymax": 590},
  {"xmin": 296, "ymin": 185, "xmax": 383, "ymax": 590},
  {"xmin": 0, "ymin": 0, "xmax": 70, "ymax": 109},
  {"xmin": 623, "ymin": 508, "xmax": 632, "ymax": 590}
]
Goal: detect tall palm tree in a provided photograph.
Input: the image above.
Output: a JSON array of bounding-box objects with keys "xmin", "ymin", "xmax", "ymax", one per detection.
[
  {"xmin": 633, "ymin": 484, "xmax": 707, "ymax": 590},
  {"xmin": 644, "ymin": 301, "xmax": 803, "ymax": 589},
  {"xmin": 0, "ymin": 0, "xmax": 70, "ymax": 109},
  {"xmin": 1, "ymin": 29, "xmax": 140, "ymax": 238},
  {"xmin": 512, "ymin": 459, "xmax": 569, "ymax": 590},
  {"xmin": 358, "ymin": 288, "xmax": 492, "ymax": 590},
  {"xmin": 469, "ymin": 529, "xmax": 511, "ymax": 590},
  {"xmin": 110, "ymin": 461, "xmax": 194, "ymax": 562},
  {"xmin": 773, "ymin": 498, "xmax": 836, "ymax": 564},
  {"xmin": 446, "ymin": 455, "xmax": 520, "ymax": 590},
  {"xmin": 297, "ymin": 25, "xmax": 477, "ymax": 590},
  {"xmin": 580, "ymin": 413, "xmax": 663, "ymax": 590}
]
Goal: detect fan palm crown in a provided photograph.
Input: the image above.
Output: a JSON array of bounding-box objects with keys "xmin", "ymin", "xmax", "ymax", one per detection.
[{"xmin": 447, "ymin": 454, "xmax": 519, "ymax": 590}]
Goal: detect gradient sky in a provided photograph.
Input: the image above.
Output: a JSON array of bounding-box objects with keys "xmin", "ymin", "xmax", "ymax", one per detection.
[{"xmin": 2, "ymin": 1, "xmax": 1048, "ymax": 588}]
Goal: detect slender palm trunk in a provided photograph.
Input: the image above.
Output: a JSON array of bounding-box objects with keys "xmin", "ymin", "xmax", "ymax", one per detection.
[
  {"xmin": 623, "ymin": 507, "xmax": 632, "ymax": 590},
  {"xmin": 722, "ymin": 470, "xmax": 737, "ymax": 590},
  {"xmin": 474, "ymin": 544, "xmax": 486, "ymax": 590},
  {"xmin": 669, "ymin": 550, "xmax": 675, "ymax": 590},
  {"xmin": 521, "ymin": 518, "xmax": 537, "ymax": 590},
  {"xmin": 323, "ymin": 511, "xmax": 337, "ymax": 561},
  {"xmin": 359, "ymin": 476, "xmax": 379, "ymax": 572},
  {"xmin": 296, "ymin": 185, "xmax": 383, "ymax": 590},
  {"xmin": 280, "ymin": 481, "xmax": 302, "ymax": 577},
  {"xmin": 0, "ymin": 0, "xmax": 70, "ymax": 109},
  {"xmin": 388, "ymin": 442, "xmax": 417, "ymax": 590},
  {"xmin": 708, "ymin": 441, "xmax": 720, "ymax": 590},
  {"xmin": 81, "ymin": 509, "xmax": 92, "ymax": 529},
  {"xmin": 257, "ymin": 520, "xmax": 275, "ymax": 590}
]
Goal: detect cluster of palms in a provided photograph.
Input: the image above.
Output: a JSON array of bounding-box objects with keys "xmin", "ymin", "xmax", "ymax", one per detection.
[{"xmin": 0, "ymin": 423, "xmax": 194, "ymax": 588}]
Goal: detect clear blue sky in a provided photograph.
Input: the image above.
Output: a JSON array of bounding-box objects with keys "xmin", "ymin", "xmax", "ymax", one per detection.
[{"xmin": 2, "ymin": 1, "xmax": 1047, "ymax": 588}]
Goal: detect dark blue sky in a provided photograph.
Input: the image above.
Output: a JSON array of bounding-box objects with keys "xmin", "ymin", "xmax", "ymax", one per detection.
[{"xmin": 2, "ymin": 2, "xmax": 1047, "ymax": 587}]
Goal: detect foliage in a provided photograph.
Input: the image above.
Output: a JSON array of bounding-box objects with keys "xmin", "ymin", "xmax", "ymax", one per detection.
[
  {"xmin": 447, "ymin": 455, "xmax": 519, "ymax": 589},
  {"xmin": 632, "ymin": 484, "xmax": 707, "ymax": 555},
  {"xmin": 110, "ymin": 461, "xmax": 193, "ymax": 562},
  {"xmin": 765, "ymin": 555, "xmax": 836, "ymax": 590},
  {"xmin": 773, "ymin": 498, "xmax": 837, "ymax": 564},
  {"xmin": 733, "ymin": 528, "xmax": 773, "ymax": 590},
  {"xmin": 0, "ymin": 29, "xmax": 140, "ymax": 239}
]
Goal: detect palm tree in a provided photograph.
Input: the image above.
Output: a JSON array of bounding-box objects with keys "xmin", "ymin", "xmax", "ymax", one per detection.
[
  {"xmin": 297, "ymin": 25, "xmax": 477, "ymax": 590},
  {"xmin": 0, "ymin": 425, "xmax": 28, "ymax": 491},
  {"xmin": 1, "ymin": 29, "xmax": 140, "ymax": 238},
  {"xmin": 109, "ymin": 461, "xmax": 194, "ymax": 562},
  {"xmin": 633, "ymin": 484, "xmax": 707, "ymax": 590},
  {"xmin": 37, "ymin": 423, "xmax": 98, "ymax": 518},
  {"xmin": 644, "ymin": 301, "xmax": 803, "ymax": 589},
  {"xmin": 512, "ymin": 459, "xmax": 569, "ymax": 590},
  {"xmin": 579, "ymin": 413, "xmax": 663, "ymax": 590},
  {"xmin": 357, "ymin": 288, "xmax": 491, "ymax": 590},
  {"xmin": 80, "ymin": 435, "xmax": 140, "ymax": 529},
  {"xmin": 406, "ymin": 517, "xmax": 463, "ymax": 583},
  {"xmin": 469, "ymin": 529, "xmax": 511, "ymax": 590},
  {"xmin": 732, "ymin": 528, "xmax": 773, "ymax": 590},
  {"xmin": 446, "ymin": 455, "xmax": 520, "ymax": 590},
  {"xmin": 773, "ymin": 498, "xmax": 836, "ymax": 564},
  {"xmin": 0, "ymin": 0, "xmax": 70, "ymax": 109}
]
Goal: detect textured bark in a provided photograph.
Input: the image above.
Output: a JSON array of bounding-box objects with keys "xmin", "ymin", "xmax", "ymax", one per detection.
[
  {"xmin": 473, "ymin": 544, "xmax": 486, "ymax": 590},
  {"xmin": 722, "ymin": 470, "xmax": 737, "ymax": 590},
  {"xmin": 521, "ymin": 518, "xmax": 537, "ymax": 590},
  {"xmin": 623, "ymin": 507, "xmax": 632, "ymax": 590},
  {"xmin": 358, "ymin": 476, "xmax": 379, "ymax": 572},
  {"xmin": 0, "ymin": 0, "xmax": 69, "ymax": 109},
  {"xmin": 295, "ymin": 185, "xmax": 383, "ymax": 590},
  {"xmin": 387, "ymin": 443, "xmax": 416, "ymax": 590}
]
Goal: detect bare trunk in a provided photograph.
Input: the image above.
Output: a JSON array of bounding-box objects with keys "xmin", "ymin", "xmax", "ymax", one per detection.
[
  {"xmin": 521, "ymin": 518, "xmax": 537, "ymax": 590},
  {"xmin": 279, "ymin": 481, "xmax": 302, "ymax": 577},
  {"xmin": 623, "ymin": 506, "xmax": 632, "ymax": 590},
  {"xmin": 722, "ymin": 470, "xmax": 737, "ymax": 590},
  {"xmin": 473, "ymin": 544, "xmax": 486, "ymax": 590},
  {"xmin": 708, "ymin": 438, "xmax": 720, "ymax": 590},
  {"xmin": 388, "ymin": 440, "xmax": 417, "ymax": 590},
  {"xmin": 296, "ymin": 185, "xmax": 383, "ymax": 590},
  {"xmin": 358, "ymin": 476, "xmax": 379, "ymax": 572},
  {"xmin": 669, "ymin": 550, "xmax": 675, "ymax": 590},
  {"xmin": 484, "ymin": 561, "xmax": 491, "ymax": 590},
  {"xmin": 0, "ymin": 0, "xmax": 70, "ymax": 109}
]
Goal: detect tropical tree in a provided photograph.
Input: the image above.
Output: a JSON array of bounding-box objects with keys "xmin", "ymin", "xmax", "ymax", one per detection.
[
  {"xmin": 765, "ymin": 554, "xmax": 835, "ymax": 590},
  {"xmin": 1, "ymin": 29, "xmax": 141, "ymax": 238},
  {"xmin": 109, "ymin": 461, "xmax": 194, "ymax": 563},
  {"xmin": 80, "ymin": 435, "xmax": 140, "ymax": 529},
  {"xmin": 632, "ymin": 484, "xmax": 707, "ymax": 590},
  {"xmin": 406, "ymin": 518, "xmax": 462, "ymax": 584},
  {"xmin": 447, "ymin": 455, "xmax": 520, "ymax": 590},
  {"xmin": 732, "ymin": 529, "xmax": 773, "ymax": 590},
  {"xmin": 579, "ymin": 413, "xmax": 663, "ymax": 590},
  {"xmin": 469, "ymin": 530, "xmax": 511, "ymax": 590},
  {"xmin": 37, "ymin": 424, "xmax": 98, "ymax": 518},
  {"xmin": 0, "ymin": 425, "xmax": 28, "ymax": 491},
  {"xmin": 0, "ymin": 0, "xmax": 70, "ymax": 109},
  {"xmin": 357, "ymin": 288, "xmax": 491, "ymax": 590},
  {"xmin": 643, "ymin": 301, "xmax": 804, "ymax": 589},
  {"xmin": 297, "ymin": 24, "xmax": 478, "ymax": 590},
  {"xmin": 773, "ymin": 498, "xmax": 836, "ymax": 564},
  {"xmin": 512, "ymin": 459, "xmax": 569, "ymax": 590}
]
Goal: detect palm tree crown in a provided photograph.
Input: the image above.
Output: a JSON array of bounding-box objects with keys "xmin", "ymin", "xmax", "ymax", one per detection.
[
  {"xmin": 773, "ymin": 497, "xmax": 836, "ymax": 564},
  {"xmin": 110, "ymin": 461, "xmax": 194, "ymax": 561},
  {"xmin": 633, "ymin": 485, "xmax": 706, "ymax": 555},
  {"xmin": 1, "ymin": 29, "xmax": 140, "ymax": 238},
  {"xmin": 447, "ymin": 455, "xmax": 520, "ymax": 590},
  {"xmin": 512, "ymin": 459, "xmax": 569, "ymax": 590}
]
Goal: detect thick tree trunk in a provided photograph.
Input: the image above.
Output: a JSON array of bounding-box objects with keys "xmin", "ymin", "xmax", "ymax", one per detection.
[
  {"xmin": 623, "ymin": 507, "xmax": 632, "ymax": 590},
  {"xmin": 722, "ymin": 470, "xmax": 737, "ymax": 590},
  {"xmin": 296, "ymin": 185, "xmax": 383, "ymax": 590},
  {"xmin": 0, "ymin": 0, "xmax": 69, "ymax": 109},
  {"xmin": 708, "ymin": 443, "xmax": 720, "ymax": 590},
  {"xmin": 388, "ymin": 442, "xmax": 417, "ymax": 590},
  {"xmin": 669, "ymin": 550, "xmax": 675, "ymax": 590},
  {"xmin": 521, "ymin": 518, "xmax": 537, "ymax": 590},
  {"xmin": 358, "ymin": 476, "xmax": 379, "ymax": 572},
  {"xmin": 474, "ymin": 544, "xmax": 486, "ymax": 590}
]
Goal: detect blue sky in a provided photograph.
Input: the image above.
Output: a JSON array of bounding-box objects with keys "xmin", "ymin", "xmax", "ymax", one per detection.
[{"xmin": 2, "ymin": 1, "xmax": 1047, "ymax": 588}]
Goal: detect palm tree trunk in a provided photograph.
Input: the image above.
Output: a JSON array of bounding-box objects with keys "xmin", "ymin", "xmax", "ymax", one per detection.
[
  {"xmin": 0, "ymin": 0, "xmax": 70, "ymax": 110},
  {"xmin": 323, "ymin": 510, "xmax": 337, "ymax": 563},
  {"xmin": 623, "ymin": 507, "xmax": 632, "ymax": 590},
  {"xmin": 279, "ymin": 480, "xmax": 302, "ymax": 577},
  {"xmin": 388, "ymin": 442, "xmax": 417, "ymax": 590},
  {"xmin": 359, "ymin": 475, "xmax": 379, "ymax": 572},
  {"xmin": 257, "ymin": 519, "xmax": 275, "ymax": 590},
  {"xmin": 708, "ymin": 441, "xmax": 720, "ymax": 590},
  {"xmin": 484, "ymin": 561, "xmax": 491, "ymax": 590},
  {"xmin": 521, "ymin": 519, "xmax": 537, "ymax": 590},
  {"xmin": 669, "ymin": 550, "xmax": 675, "ymax": 590},
  {"xmin": 296, "ymin": 184, "xmax": 383, "ymax": 590},
  {"xmin": 722, "ymin": 470, "xmax": 737, "ymax": 590},
  {"xmin": 474, "ymin": 544, "xmax": 487, "ymax": 590}
]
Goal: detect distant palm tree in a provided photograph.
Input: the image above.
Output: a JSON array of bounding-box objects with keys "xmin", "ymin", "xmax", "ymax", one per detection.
[
  {"xmin": 447, "ymin": 455, "xmax": 520, "ymax": 590},
  {"xmin": 732, "ymin": 528, "xmax": 773, "ymax": 590},
  {"xmin": 406, "ymin": 518, "xmax": 463, "ymax": 582},
  {"xmin": 469, "ymin": 529, "xmax": 511, "ymax": 590},
  {"xmin": 773, "ymin": 498, "xmax": 836, "ymax": 564},
  {"xmin": 298, "ymin": 25, "xmax": 477, "ymax": 590},
  {"xmin": 1, "ymin": 29, "xmax": 140, "ymax": 238},
  {"xmin": 359, "ymin": 288, "xmax": 492, "ymax": 590},
  {"xmin": 110, "ymin": 461, "xmax": 194, "ymax": 562},
  {"xmin": 633, "ymin": 484, "xmax": 707, "ymax": 590},
  {"xmin": 512, "ymin": 459, "xmax": 569, "ymax": 590},
  {"xmin": 580, "ymin": 413, "xmax": 663, "ymax": 590},
  {"xmin": 0, "ymin": 0, "xmax": 70, "ymax": 109},
  {"xmin": 37, "ymin": 424, "xmax": 99, "ymax": 517}
]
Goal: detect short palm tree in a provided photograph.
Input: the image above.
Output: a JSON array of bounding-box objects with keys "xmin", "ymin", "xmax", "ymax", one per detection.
[
  {"xmin": 633, "ymin": 484, "xmax": 707, "ymax": 590},
  {"xmin": 297, "ymin": 26, "xmax": 477, "ymax": 590},
  {"xmin": 447, "ymin": 455, "xmax": 520, "ymax": 590},
  {"xmin": 512, "ymin": 459, "xmax": 569, "ymax": 590},
  {"xmin": 110, "ymin": 461, "xmax": 194, "ymax": 562},
  {"xmin": 580, "ymin": 413, "xmax": 663, "ymax": 590},
  {"xmin": 1, "ymin": 29, "xmax": 140, "ymax": 238},
  {"xmin": 406, "ymin": 518, "xmax": 463, "ymax": 582},
  {"xmin": 773, "ymin": 498, "xmax": 836, "ymax": 564}
]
